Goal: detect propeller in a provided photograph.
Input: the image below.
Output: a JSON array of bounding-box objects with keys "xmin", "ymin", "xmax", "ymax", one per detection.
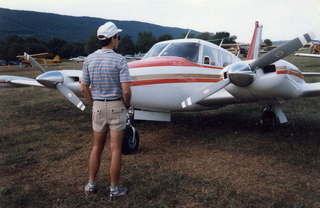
[
  {"xmin": 181, "ymin": 79, "xmax": 230, "ymax": 109},
  {"xmin": 56, "ymin": 83, "xmax": 85, "ymax": 111},
  {"xmin": 35, "ymin": 69, "xmax": 86, "ymax": 111},
  {"xmin": 24, "ymin": 52, "xmax": 46, "ymax": 73},
  {"xmin": 181, "ymin": 32, "xmax": 315, "ymax": 109},
  {"xmin": 249, "ymin": 33, "xmax": 315, "ymax": 70},
  {"xmin": 23, "ymin": 52, "xmax": 85, "ymax": 111}
]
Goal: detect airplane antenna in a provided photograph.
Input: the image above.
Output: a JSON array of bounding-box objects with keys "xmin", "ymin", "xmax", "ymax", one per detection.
[
  {"xmin": 185, "ymin": 29, "xmax": 192, "ymax": 39},
  {"xmin": 236, "ymin": 47, "xmax": 241, "ymax": 57},
  {"xmin": 219, "ymin": 38, "xmax": 224, "ymax": 47}
]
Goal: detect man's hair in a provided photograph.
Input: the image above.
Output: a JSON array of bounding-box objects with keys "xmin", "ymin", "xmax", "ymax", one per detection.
[
  {"xmin": 99, "ymin": 37, "xmax": 112, "ymax": 47},
  {"xmin": 98, "ymin": 35, "xmax": 118, "ymax": 47}
]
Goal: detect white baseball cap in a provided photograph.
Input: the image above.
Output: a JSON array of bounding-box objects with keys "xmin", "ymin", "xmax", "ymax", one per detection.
[{"xmin": 97, "ymin": 22, "xmax": 122, "ymax": 40}]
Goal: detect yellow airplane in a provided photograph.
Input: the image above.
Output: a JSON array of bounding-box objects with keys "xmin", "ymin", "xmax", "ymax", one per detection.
[{"xmin": 17, "ymin": 52, "xmax": 61, "ymax": 65}]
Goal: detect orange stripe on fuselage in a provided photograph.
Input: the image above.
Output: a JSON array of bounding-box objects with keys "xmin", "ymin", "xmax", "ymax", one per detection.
[
  {"xmin": 276, "ymin": 70, "xmax": 304, "ymax": 79},
  {"xmin": 131, "ymin": 78, "xmax": 223, "ymax": 86}
]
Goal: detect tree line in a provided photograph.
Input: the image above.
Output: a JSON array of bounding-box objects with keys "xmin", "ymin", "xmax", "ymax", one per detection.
[{"xmin": 0, "ymin": 31, "xmax": 237, "ymax": 61}]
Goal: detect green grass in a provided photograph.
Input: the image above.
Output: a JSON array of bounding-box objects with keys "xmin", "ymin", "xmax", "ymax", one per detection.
[{"xmin": 1, "ymin": 58, "xmax": 320, "ymax": 207}]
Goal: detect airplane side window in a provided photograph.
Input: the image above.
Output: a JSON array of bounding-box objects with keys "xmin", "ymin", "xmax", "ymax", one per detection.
[
  {"xmin": 204, "ymin": 56, "xmax": 210, "ymax": 65},
  {"xmin": 203, "ymin": 46, "xmax": 216, "ymax": 66},
  {"xmin": 222, "ymin": 53, "xmax": 232, "ymax": 67}
]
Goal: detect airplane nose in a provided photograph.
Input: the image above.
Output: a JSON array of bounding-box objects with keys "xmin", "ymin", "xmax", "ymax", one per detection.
[
  {"xmin": 36, "ymin": 71, "xmax": 64, "ymax": 88},
  {"xmin": 227, "ymin": 62, "xmax": 255, "ymax": 87}
]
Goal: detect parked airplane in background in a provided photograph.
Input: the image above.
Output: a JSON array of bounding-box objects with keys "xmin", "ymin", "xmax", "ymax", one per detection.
[
  {"xmin": 295, "ymin": 53, "xmax": 320, "ymax": 58},
  {"xmin": 17, "ymin": 52, "xmax": 61, "ymax": 65},
  {"xmin": 69, "ymin": 56, "xmax": 85, "ymax": 62},
  {"xmin": 295, "ymin": 40, "xmax": 320, "ymax": 58},
  {"xmin": 1, "ymin": 21, "xmax": 319, "ymax": 153}
]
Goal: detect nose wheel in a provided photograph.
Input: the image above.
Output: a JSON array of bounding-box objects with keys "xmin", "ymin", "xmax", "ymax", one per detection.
[
  {"xmin": 260, "ymin": 106, "xmax": 279, "ymax": 131},
  {"xmin": 122, "ymin": 108, "xmax": 140, "ymax": 155}
]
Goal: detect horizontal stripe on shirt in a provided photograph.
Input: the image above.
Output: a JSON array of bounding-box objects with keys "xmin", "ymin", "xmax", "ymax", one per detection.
[{"xmin": 82, "ymin": 49, "xmax": 132, "ymax": 100}]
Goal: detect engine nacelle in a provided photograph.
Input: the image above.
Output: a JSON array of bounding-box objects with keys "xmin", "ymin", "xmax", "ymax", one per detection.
[{"xmin": 226, "ymin": 62, "xmax": 255, "ymax": 87}]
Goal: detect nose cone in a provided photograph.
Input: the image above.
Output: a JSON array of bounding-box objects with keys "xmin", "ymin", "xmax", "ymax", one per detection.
[
  {"xmin": 36, "ymin": 71, "xmax": 64, "ymax": 88},
  {"xmin": 227, "ymin": 62, "xmax": 255, "ymax": 87},
  {"xmin": 228, "ymin": 71, "xmax": 255, "ymax": 87}
]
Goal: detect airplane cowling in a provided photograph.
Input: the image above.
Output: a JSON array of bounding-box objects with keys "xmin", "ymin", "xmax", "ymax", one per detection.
[
  {"xmin": 36, "ymin": 71, "xmax": 64, "ymax": 88},
  {"xmin": 226, "ymin": 62, "xmax": 255, "ymax": 87}
]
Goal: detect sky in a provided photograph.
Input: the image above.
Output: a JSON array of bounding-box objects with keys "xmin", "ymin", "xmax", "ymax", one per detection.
[{"xmin": 0, "ymin": 0, "xmax": 319, "ymax": 42}]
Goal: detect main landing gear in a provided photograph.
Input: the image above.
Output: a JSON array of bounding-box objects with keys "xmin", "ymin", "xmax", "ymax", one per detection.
[
  {"xmin": 122, "ymin": 108, "xmax": 140, "ymax": 155},
  {"xmin": 260, "ymin": 104, "xmax": 288, "ymax": 130}
]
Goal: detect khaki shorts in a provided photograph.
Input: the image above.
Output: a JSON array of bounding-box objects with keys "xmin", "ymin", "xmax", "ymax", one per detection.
[{"xmin": 92, "ymin": 100, "xmax": 127, "ymax": 132}]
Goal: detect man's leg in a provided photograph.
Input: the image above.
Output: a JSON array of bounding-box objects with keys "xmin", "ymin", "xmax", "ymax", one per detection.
[
  {"xmin": 109, "ymin": 129, "xmax": 124, "ymax": 187},
  {"xmin": 88, "ymin": 131, "xmax": 107, "ymax": 182}
]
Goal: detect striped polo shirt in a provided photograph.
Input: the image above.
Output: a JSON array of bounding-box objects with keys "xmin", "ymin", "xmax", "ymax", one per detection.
[{"xmin": 82, "ymin": 49, "xmax": 132, "ymax": 100}]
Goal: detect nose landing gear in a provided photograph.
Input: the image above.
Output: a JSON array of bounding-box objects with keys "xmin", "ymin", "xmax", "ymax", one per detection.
[
  {"xmin": 122, "ymin": 108, "xmax": 140, "ymax": 155},
  {"xmin": 260, "ymin": 104, "xmax": 288, "ymax": 130}
]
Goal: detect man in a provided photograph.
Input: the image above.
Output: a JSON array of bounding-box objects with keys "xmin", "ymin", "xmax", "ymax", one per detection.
[{"xmin": 81, "ymin": 21, "xmax": 132, "ymax": 199}]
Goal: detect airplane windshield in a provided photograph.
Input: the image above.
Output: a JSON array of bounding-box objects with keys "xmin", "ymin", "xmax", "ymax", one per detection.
[
  {"xmin": 160, "ymin": 42, "xmax": 200, "ymax": 63},
  {"xmin": 143, "ymin": 42, "xmax": 200, "ymax": 63},
  {"xmin": 143, "ymin": 43, "xmax": 169, "ymax": 59}
]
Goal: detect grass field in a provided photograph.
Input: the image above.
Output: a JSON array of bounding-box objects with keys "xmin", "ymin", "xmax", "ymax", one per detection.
[{"xmin": 1, "ymin": 56, "xmax": 320, "ymax": 208}]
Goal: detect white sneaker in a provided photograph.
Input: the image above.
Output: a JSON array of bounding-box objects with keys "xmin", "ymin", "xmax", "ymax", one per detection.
[
  {"xmin": 109, "ymin": 186, "xmax": 128, "ymax": 200},
  {"xmin": 84, "ymin": 182, "xmax": 97, "ymax": 194}
]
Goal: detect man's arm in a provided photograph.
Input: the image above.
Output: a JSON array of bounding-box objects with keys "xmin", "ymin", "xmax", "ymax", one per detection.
[
  {"xmin": 81, "ymin": 83, "xmax": 93, "ymax": 103},
  {"xmin": 121, "ymin": 82, "xmax": 131, "ymax": 108}
]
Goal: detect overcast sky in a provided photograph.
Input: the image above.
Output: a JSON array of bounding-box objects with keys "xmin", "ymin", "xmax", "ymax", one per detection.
[{"xmin": 1, "ymin": 0, "xmax": 319, "ymax": 42}]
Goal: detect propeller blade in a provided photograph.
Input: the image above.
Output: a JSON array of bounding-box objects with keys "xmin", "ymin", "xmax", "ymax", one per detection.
[
  {"xmin": 24, "ymin": 52, "xmax": 46, "ymax": 73},
  {"xmin": 250, "ymin": 33, "xmax": 315, "ymax": 70},
  {"xmin": 181, "ymin": 78, "xmax": 230, "ymax": 109},
  {"xmin": 56, "ymin": 83, "xmax": 86, "ymax": 111}
]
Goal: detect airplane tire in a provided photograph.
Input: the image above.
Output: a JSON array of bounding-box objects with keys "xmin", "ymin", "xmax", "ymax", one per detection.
[
  {"xmin": 261, "ymin": 108, "xmax": 279, "ymax": 131},
  {"xmin": 122, "ymin": 124, "xmax": 140, "ymax": 155}
]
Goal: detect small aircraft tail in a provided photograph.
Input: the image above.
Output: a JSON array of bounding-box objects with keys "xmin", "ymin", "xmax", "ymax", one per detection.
[{"xmin": 247, "ymin": 21, "xmax": 263, "ymax": 60}]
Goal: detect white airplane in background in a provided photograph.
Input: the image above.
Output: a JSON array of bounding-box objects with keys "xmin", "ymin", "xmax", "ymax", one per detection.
[
  {"xmin": 69, "ymin": 56, "xmax": 86, "ymax": 62},
  {"xmin": 295, "ymin": 53, "xmax": 320, "ymax": 58},
  {"xmin": 1, "ymin": 21, "xmax": 320, "ymax": 154}
]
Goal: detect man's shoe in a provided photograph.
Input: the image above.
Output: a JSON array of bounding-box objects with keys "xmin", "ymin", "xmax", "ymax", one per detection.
[
  {"xmin": 109, "ymin": 186, "xmax": 128, "ymax": 200},
  {"xmin": 84, "ymin": 182, "xmax": 97, "ymax": 194}
]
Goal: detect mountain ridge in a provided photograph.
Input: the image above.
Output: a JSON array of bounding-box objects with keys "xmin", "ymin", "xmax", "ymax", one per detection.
[{"xmin": 0, "ymin": 7, "xmax": 199, "ymax": 42}]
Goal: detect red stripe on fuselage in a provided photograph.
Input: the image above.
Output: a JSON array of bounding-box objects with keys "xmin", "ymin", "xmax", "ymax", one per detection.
[
  {"xmin": 129, "ymin": 56, "xmax": 223, "ymax": 70},
  {"xmin": 277, "ymin": 70, "xmax": 304, "ymax": 79},
  {"xmin": 131, "ymin": 78, "xmax": 223, "ymax": 86}
]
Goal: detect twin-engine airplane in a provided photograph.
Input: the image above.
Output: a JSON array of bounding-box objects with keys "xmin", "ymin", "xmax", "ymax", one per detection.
[{"xmin": 1, "ymin": 21, "xmax": 320, "ymax": 153}]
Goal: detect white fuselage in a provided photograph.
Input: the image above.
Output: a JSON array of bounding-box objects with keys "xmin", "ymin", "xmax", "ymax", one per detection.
[{"xmin": 50, "ymin": 39, "xmax": 308, "ymax": 113}]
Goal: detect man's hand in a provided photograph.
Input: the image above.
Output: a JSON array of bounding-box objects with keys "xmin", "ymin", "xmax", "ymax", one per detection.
[{"xmin": 81, "ymin": 83, "xmax": 93, "ymax": 103}]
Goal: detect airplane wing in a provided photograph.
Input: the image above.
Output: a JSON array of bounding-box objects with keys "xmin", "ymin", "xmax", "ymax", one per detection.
[
  {"xmin": 17, "ymin": 52, "xmax": 50, "ymax": 59},
  {"xmin": 295, "ymin": 53, "xmax": 320, "ymax": 58},
  {"xmin": 0, "ymin": 75, "xmax": 44, "ymax": 88},
  {"xmin": 302, "ymin": 72, "xmax": 320, "ymax": 77},
  {"xmin": 198, "ymin": 88, "xmax": 237, "ymax": 106},
  {"xmin": 302, "ymin": 82, "xmax": 320, "ymax": 97}
]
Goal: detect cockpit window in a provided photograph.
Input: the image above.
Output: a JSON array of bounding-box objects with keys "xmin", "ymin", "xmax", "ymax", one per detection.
[
  {"xmin": 143, "ymin": 42, "xmax": 200, "ymax": 63},
  {"xmin": 143, "ymin": 43, "xmax": 169, "ymax": 59},
  {"xmin": 160, "ymin": 42, "xmax": 200, "ymax": 63}
]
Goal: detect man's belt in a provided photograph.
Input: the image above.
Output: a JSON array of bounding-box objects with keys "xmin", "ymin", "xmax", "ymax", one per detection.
[{"xmin": 93, "ymin": 98, "xmax": 121, "ymax": 102}]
